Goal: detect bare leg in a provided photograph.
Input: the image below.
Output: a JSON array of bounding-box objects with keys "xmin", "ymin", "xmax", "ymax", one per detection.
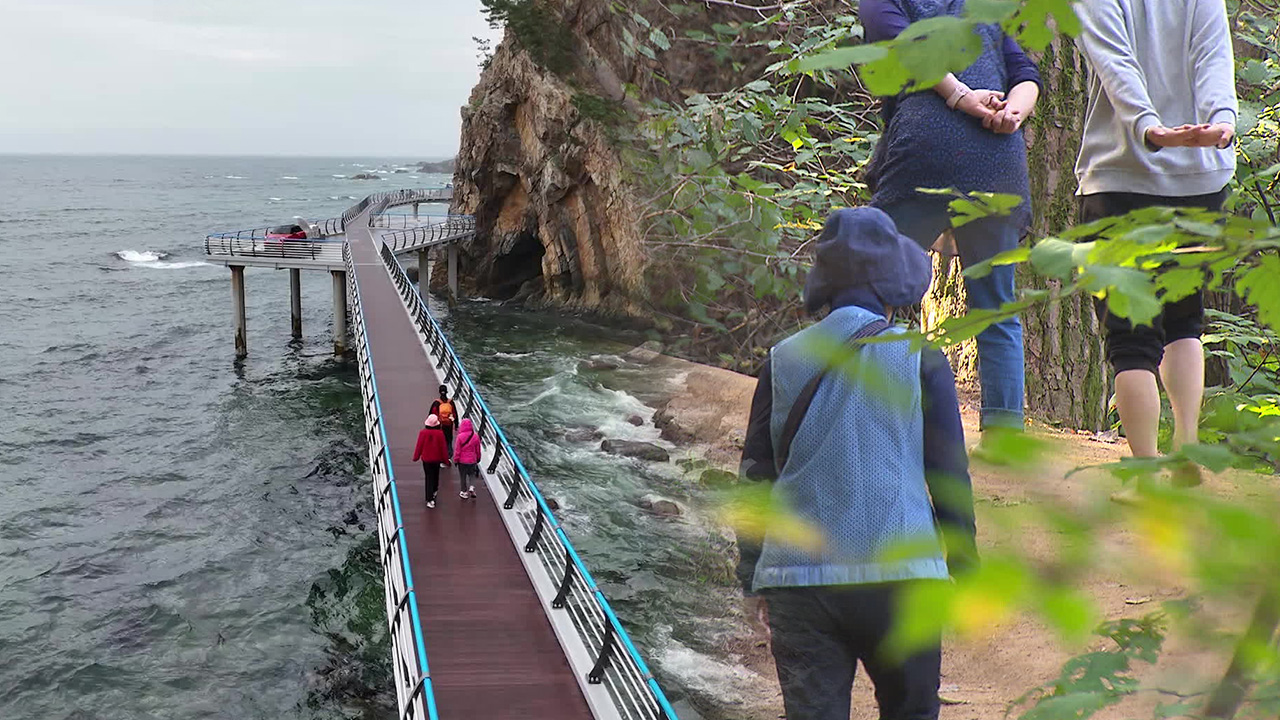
[
  {"xmin": 1160, "ymin": 338, "xmax": 1204, "ymax": 451},
  {"xmin": 1114, "ymin": 369, "xmax": 1161, "ymax": 458}
]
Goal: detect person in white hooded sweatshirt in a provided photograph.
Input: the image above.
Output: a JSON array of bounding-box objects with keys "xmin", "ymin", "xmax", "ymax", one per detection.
[{"xmin": 1074, "ymin": 0, "xmax": 1238, "ymax": 481}]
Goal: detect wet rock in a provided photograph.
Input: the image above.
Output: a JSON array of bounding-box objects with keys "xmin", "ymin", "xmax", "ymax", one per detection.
[
  {"xmin": 342, "ymin": 510, "xmax": 359, "ymax": 526},
  {"xmin": 627, "ymin": 414, "xmax": 645, "ymax": 427},
  {"xmin": 622, "ymin": 340, "xmax": 664, "ymax": 365},
  {"xmin": 699, "ymin": 467, "xmax": 739, "ymax": 488},
  {"xmin": 545, "ymin": 497, "xmax": 561, "ymax": 511},
  {"xmin": 600, "ymin": 439, "xmax": 669, "ymax": 463},
  {"xmin": 580, "ymin": 356, "xmax": 622, "ymax": 371},
  {"xmin": 393, "ymin": 168, "xmax": 409, "ymax": 173},
  {"xmin": 652, "ymin": 404, "xmax": 696, "ymax": 444},
  {"xmin": 350, "ymin": 172, "xmax": 381, "ymax": 180},
  {"xmin": 564, "ymin": 426, "xmax": 603, "ymax": 443},
  {"xmin": 638, "ymin": 494, "xmax": 683, "ymax": 517}
]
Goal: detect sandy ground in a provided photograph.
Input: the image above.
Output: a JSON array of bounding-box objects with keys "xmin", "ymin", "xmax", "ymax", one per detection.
[{"xmin": 647, "ymin": 353, "xmax": 1272, "ymax": 720}]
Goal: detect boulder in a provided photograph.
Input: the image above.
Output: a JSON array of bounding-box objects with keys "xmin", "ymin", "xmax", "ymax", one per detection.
[
  {"xmin": 627, "ymin": 414, "xmax": 645, "ymax": 427},
  {"xmin": 638, "ymin": 494, "xmax": 684, "ymax": 517},
  {"xmin": 622, "ymin": 340, "xmax": 664, "ymax": 365},
  {"xmin": 351, "ymin": 172, "xmax": 381, "ymax": 180},
  {"xmin": 580, "ymin": 356, "xmax": 622, "ymax": 371},
  {"xmin": 545, "ymin": 497, "xmax": 561, "ymax": 511},
  {"xmin": 600, "ymin": 439, "xmax": 670, "ymax": 463}
]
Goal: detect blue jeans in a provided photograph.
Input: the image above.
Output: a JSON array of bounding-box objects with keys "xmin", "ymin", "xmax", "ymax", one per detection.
[{"xmin": 881, "ymin": 199, "xmax": 1025, "ymax": 429}]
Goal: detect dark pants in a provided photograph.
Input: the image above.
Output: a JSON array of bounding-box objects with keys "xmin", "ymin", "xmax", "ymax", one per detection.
[
  {"xmin": 422, "ymin": 462, "xmax": 440, "ymax": 502},
  {"xmin": 458, "ymin": 463, "xmax": 479, "ymax": 492},
  {"xmin": 764, "ymin": 584, "xmax": 942, "ymax": 720},
  {"xmin": 442, "ymin": 424, "xmax": 454, "ymax": 457},
  {"xmin": 1079, "ymin": 189, "xmax": 1227, "ymax": 374}
]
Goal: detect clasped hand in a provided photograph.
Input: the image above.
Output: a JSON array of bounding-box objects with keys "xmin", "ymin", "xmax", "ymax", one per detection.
[
  {"xmin": 1145, "ymin": 123, "xmax": 1235, "ymax": 149},
  {"xmin": 955, "ymin": 90, "xmax": 1026, "ymax": 134}
]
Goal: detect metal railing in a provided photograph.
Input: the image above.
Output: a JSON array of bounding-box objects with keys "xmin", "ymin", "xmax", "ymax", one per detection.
[
  {"xmin": 377, "ymin": 242, "xmax": 679, "ymax": 720},
  {"xmin": 383, "ymin": 216, "xmax": 477, "ymax": 254},
  {"xmin": 344, "ymin": 243, "xmax": 439, "ymax": 720},
  {"xmin": 343, "ymin": 188, "xmax": 454, "ymax": 227},
  {"xmin": 370, "ymin": 213, "xmax": 454, "ymax": 230},
  {"xmin": 204, "ymin": 235, "xmax": 346, "ymax": 264}
]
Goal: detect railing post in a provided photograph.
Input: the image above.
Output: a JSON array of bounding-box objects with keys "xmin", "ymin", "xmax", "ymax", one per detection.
[
  {"xmin": 524, "ymin": 510, "xmax": 545, "ymax": 553},
  {"xmin": 552, "ymin": 549, "xmax": 575, "ymax": 609},
  {"xmin": 588, "ymin": 624, "xmax": 617, "ymax": 685},
  {"xmin": 289, "ymin": 268, "xmax": 302, "ymax": 339},
  {"xmin": 332, "ymin": 270, "xmax": 348, "ymax": 355}
]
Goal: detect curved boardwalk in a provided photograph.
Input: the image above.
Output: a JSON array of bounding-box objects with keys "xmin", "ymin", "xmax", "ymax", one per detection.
[{"xmin": 346, "ymin": 214, "xmax": 594, "ymax": 719}]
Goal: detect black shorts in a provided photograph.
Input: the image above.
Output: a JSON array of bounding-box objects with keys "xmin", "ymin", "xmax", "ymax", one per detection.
[{"xmin": 1079, "ymin": 189, "xmax": 1227, "ymax": 375}]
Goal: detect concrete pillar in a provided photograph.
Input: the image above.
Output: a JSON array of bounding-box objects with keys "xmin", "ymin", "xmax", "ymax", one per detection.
[
  {"xmin": 419, "ymin": 249, "xmax": 430, "ymax": 293},
  {"xmin": 447, "ymin": 242, "xmax": 459, "ymax": 300},
  {"xmin": 331, "ymin": 270, "xmax": 348, "ymax": 354},
  {"xmin": 231, "ymin": 265, "xmax": 247, "ymax": 358},
  {"xmin": 289, "ymin": 268, "xmax": 302, "ymax": 339},
  {"xmin": 412, "ymin": 202, "xmax": 419, "ymax": 220}
]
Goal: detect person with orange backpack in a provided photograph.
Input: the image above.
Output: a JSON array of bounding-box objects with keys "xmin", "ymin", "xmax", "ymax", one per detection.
[{"xmin": 429, "ymin": 384, "xmax": 457, "ymax": 457}]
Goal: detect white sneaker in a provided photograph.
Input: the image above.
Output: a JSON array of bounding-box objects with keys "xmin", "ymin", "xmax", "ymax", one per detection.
[
  {"xmin": 427, "ymin": 500, "xmax": 436, "ymax": 509},
  {"xmin": 468, "ymin": 486, "xmax": 476, "ymax": 496},
  {"xmin": 459, "ymin": 491, "xmax": 469, "ymax": 499}
]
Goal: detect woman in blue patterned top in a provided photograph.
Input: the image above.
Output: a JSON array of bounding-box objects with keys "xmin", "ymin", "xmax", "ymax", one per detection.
[{"xmin": 863, "ymin": 0, "xmax": 1042, "ymax": 434}]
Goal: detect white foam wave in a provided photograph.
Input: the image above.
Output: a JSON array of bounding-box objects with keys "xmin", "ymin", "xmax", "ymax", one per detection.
[
  {"xmin": 268, "ymin": 197, "xmax": 282, "ymax": 201},
  {"xmin": 656, "ymin": 629, "xmax": 767, "ymax": 706},
  {"xmin": 116, "ymin": 250, "xmax": 210, "ymax": 270},
  {"xmin": 331, "ymin": 174, "xmax": 346, "ymax": 178},
  {"xmin": 493, "ymin": 351, "xmax": 533, "ymax": 360},
  {"xmin": 281, "ymin": 176, "xmax": 299, "ymax": 180},
  {"xmin": 224, "ymin": 175, "xmax": 245, "ymax": 179}
]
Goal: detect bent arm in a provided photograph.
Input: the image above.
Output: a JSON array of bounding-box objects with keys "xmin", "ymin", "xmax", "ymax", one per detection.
[
  {"xmin": 1190, "ymin": 0, "xmax": 1238, "ymax": 127},
  {"xmin": 921, "ymin": 349, "xmax": 978, "ymax": 575},
  {"xmin": 735, "ymin": 357, "xmax": 776, "ymax": 596},
  {"xmin": 861, "ymin": 0, "xmax": 984, "ymax": 106},
  {"xmin": 1075, "ymin": 0, "xmax": 1163, "ymax": 150}
]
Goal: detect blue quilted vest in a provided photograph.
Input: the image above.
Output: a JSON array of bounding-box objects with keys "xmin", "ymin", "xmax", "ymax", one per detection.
[{"xmin": 753, "ymin": 305, "xmax": 948, "ymax": 590}]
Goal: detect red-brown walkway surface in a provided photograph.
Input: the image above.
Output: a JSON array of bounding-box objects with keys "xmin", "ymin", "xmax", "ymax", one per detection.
[{"xmin": 346, "ymin": 219, "xmax": 594, "ymax": 719}]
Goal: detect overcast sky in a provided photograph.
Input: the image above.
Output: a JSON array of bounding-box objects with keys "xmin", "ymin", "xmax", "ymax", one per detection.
[{"xmin": 0, "ymin": 0, "xmax": 502, "ymax": 157}]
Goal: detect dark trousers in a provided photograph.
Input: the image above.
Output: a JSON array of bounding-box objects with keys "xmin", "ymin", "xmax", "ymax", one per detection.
[
  {"xmin": 422, "ymin": 462, "xmax": 441, "ymax": 502},
  {"xmin": 458, "ymin": 463, "xmax": 478, "ymax": 491},
  {"xmin": 1079, "ymin": 189, "xmax": 1227, "ymax": 374},
  {"xmin": 764, "ymin": 583, "xmax": 942, "ymax": 720},
  {"xmin": 442, "ymin": 425, "xmax": 454, "ymax": 457}
]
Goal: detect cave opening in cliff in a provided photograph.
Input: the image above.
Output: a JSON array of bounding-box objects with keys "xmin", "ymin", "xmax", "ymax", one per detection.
[{"xmin": 487, "ymin": 230, "xmax": 546, "ymax": 301}]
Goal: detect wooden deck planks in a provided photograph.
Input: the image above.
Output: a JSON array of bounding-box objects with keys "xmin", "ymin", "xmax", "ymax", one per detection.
[{"xmin": 346, "ymin": 229, "xmax": 594, "ymax": 720}]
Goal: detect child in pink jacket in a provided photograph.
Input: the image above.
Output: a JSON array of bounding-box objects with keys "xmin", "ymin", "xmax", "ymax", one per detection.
[{"xmin": 453, "ymin": 417, "xmax": 482, "ymax": 499}]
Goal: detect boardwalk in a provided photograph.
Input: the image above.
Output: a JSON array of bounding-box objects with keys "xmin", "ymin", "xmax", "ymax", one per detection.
[{"xmin": 345, "ymin": 212, "xmax": 595, "ymax": 719}]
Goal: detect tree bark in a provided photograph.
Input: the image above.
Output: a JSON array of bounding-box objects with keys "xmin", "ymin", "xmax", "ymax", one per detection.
[{"xmin": 1021, "ymin": 36, "xmax": 1110, "ymax": 431}]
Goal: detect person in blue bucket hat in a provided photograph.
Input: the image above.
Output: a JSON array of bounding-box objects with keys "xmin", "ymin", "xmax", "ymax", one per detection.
[{"xmin": 737, "ymin": 207, "xmax": 977, "ymax": 720}]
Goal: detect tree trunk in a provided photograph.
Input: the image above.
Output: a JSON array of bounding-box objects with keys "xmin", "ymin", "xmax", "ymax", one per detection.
[{"xmin": 1021, "ymin": 36, "xmax": 1110, "ymax": 431}]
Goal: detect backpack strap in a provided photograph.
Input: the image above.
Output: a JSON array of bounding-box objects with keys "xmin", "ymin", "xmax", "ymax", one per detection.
[{"xmin": 776, "ymin": 319, "xmax": 892, "ymax": 473}]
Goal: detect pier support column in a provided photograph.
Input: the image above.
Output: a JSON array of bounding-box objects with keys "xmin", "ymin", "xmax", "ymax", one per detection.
[
  {"xmin": 230, "ymin": 265, "xmax": 247, "ymax": 358},
  {"xmin": 412, "ymin": 202, "xmax": 419, "ymax": 220},
  {"xmin": 289, "ymin": 268, "xmax": 302, "ymax": 339},
  {"xmin": 447, "ymin": 242, "xmax": 459, "ymax": 300},
  {"xmin": 419, "ymin": 249, "xmax": 430, "ymax": 293},
  {"xmin": 331, "ymin": 270, "xmax": 348, "ymax": 355}
]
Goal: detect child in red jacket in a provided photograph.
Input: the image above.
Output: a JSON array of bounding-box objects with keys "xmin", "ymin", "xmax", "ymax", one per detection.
[
  {"xmin": 453, "ymin": 417, "xmax": 482, "ymax": 499},
  {"xmin": 412, "ymin": 414, "xmax": 450, "ymax": 508}
]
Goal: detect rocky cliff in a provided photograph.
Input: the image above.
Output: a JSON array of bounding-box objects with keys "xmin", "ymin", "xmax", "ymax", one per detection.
[{"xmin": 451, "ymin": 0, "xmax": 770, "ymax": 314}]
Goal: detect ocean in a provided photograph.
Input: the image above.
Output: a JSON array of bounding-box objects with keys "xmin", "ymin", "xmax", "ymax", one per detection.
[{"xmin": 0, "ymin": 156, "xmax": 756, "ymax": 720}]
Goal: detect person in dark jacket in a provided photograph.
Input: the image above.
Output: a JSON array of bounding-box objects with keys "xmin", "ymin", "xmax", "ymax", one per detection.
[
  {"xmin": 429, "ymin": 385, "xmax": 457, "ymax": 457},
  {"xmin": 738, "ymin": 207, "xmax": 977, "ymax": 720},
  {"xmin": 412, "ymin": 414, "xmax": 451, "ymax": 508},
  {"xmin": 862, "ymin": 0, "xmax": 1043, "ymax": 435}
]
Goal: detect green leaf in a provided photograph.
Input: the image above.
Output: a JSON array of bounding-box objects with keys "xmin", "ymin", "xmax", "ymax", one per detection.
[
  {"xmin": 794, "ymin": 44, "xmax": 887, "ymax": 73},
  {"xmin": 1180, "ymin": 443, "xmax": 1236, "ymax": 473},
  {"xmin": 649, "ymin": 28, "xmax": 671, "ymax": 51},
  {"xmin": 1029, "ymin": 238, "xmax": 1079, "ymax": 279},
  {"xmin": 1237, "ymin": 255, "xmax": 1280, "ymax": 334}
]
